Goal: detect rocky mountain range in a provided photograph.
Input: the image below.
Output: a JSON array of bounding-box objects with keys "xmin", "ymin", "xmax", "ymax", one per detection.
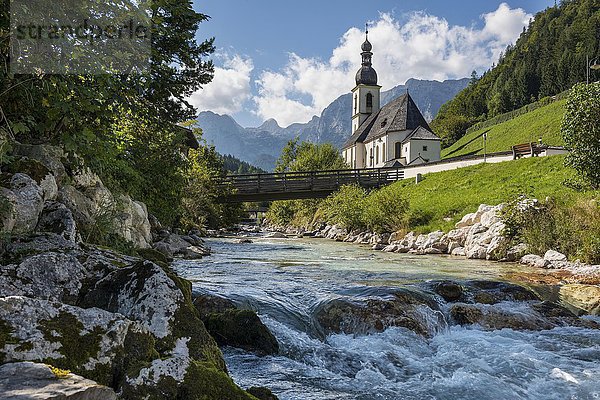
[{"xmin": 197, "ymin": 78, "xmax": 470, "ymax": 171}]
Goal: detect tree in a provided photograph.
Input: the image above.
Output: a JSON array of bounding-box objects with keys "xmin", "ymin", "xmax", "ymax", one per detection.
[
  {"xmin": 0, "ymin": 0, "xmax": 215, "ymax": 168},
  {"xmin": 562, "ymin": 82, "xmax": 600, "ymax": 188},
  {"xmin": 431, "ymin": 0, "xmax": 600, "ymax": 147},
  {"xmin": 274, "ymin": 139, "xmax": 347, "ymax": 173}
]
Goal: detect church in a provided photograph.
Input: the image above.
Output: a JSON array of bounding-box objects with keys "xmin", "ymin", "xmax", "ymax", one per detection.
[{"xmin": 342, "ymin": 30, "xmax": 442, "ymax": 169}]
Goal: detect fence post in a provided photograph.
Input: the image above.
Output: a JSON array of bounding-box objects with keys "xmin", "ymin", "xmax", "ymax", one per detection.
[{"xmin": 257, "ymin": 174, "xmax": 261, "ymax": 193}]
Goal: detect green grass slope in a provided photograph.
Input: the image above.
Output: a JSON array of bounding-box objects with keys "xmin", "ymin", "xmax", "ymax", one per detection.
[
  {"xmin": 392, "ymin": 155, "xmax": 596, "ymax": 233},
  {"xmin": 441, "ymin": 99, "xmax": 566, "ymax": 159}
]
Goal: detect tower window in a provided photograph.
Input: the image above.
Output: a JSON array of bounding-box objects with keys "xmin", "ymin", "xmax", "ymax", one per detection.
[
  {"xmin": 366, "ymin": 93, "xmax": 373, "ymax": 109},
  {"xmin": 423, "ymin": 145, "xmax": 428, "ymax": 152},
  {"xmin": 354, "ymin": 94, "xmax": 357, "ymax": 113}
]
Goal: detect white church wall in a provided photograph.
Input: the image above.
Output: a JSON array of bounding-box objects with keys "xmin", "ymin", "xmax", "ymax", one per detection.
[
  {"xmin": 402, "ymin": 153, "xmax": 514, "ymax": 179},
  {"xmin": 408, "ymin": 139, "xmax": 441, "ymax": 164}
]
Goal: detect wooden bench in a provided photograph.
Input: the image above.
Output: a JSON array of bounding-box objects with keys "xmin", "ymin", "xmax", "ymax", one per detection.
[{"xmin": 512, "ymin": 143, "xmax": 542, "ymax": 159}]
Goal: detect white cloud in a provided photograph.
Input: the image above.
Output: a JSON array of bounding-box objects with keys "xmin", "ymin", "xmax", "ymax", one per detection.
[
  {"xmin": 252, "ymin": 4, "xmax": 532, "ymax": 127},
  {"xmin": 186, "ymin": 54, "xmax": 253, "ymax": 115}
]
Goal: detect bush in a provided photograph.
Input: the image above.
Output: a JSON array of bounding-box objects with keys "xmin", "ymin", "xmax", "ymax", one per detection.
[
  {"xmin": 562, "ymin": 82, "xmax": 600, "ymax": 188},
  {"xmin": 321, "ymin": 185, "xmax": 367, "ymax": 231},
  {"xmin": 501, "ymin": 196, "xmax": 600, "ymax": 264},
  {"xmin": 363, "ymin": 185, "xmax": 409, "ymax": 233},
  {"xmin": 266, "ymin": 201, "xmax": 296, "ymax": 226}
]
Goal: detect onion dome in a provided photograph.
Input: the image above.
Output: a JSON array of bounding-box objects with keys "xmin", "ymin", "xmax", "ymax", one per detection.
[{"xmin": 355, "ymin": 27, "xmax": 377, "ymax": 85}]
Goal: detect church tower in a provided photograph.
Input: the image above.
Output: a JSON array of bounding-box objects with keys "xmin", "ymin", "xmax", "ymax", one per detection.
[{"xmin": 352, "ymin": 27, "xmax": 381, "ymax": 134}]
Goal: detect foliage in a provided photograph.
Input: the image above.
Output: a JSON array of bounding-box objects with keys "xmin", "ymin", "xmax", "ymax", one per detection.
[
  {"xmin": 501, "ymin": 196, "xmax": 600, "ymax": 264},
  {"xmin": 274, "ymin": 138, "xmax": 299, "ymax": 173},
  {"xmin": 180, "ymin": 140, "xmax": 243, "ymax": 230},
  {"xmin": 220, "ymin": 154, "xmax": 265, "ymax": 175},
  {"xmin": 268, "ymin": 140, "xmax": 348, "ymax": 227},
  {"xmin": 321, "ymin": 185, "xmax": 368, "ymax": 231},
  {"xmin": 266, "ymin": 201, "xmax": 296, "ymax": 226},
  {"xmin": 442, "ymin": 99, "xmax": 566, "ymax": 159},
  {"xmin": 319, "ymin": 184, "xmax": 409, "ymax": 233},
  {"xmin": 313, "ymin": 155, "xmax": 595, "ymax": 234},
  {"xmin": 432, "ymin": 0, "xmax": 600, "ymax": 146},
  {"xmin": 0, "ymin": 0, "xmax": 215, "ymax": 151},
  {"xmin": 562, "ymin": 82, "xmax": 600, "ymax": 188},
  {"xmin": 107, "ymin": 114, "xmax": 190, "ymax": 227},
  {"xmin": 275, "ymin": 139, "xmax": 347, "ymax": 173},
  {"xmin": 363, "ymin": 185, "xmax": 409, "ymax": 233},
  {"xmin": 49, "ymin": 365, "xmax": 71, "ymax": 379}
]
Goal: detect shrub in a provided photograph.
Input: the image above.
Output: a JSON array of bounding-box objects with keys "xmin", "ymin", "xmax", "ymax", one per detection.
[
  {"xmin": 266, "ymin": 201, "xmax": 296, "ymax": 226},
  {"xmin": 363, "ymin": 185, "xmax": 409, "ymax": 233},
  {"xmin": 321, "ymin": 184, "xmax": 367, "ymax": 231},
  {"xmin": 501, "ymin": 196, "xmax": 600, "ymax": 264},
  {"xmin": 562, "ymin": 83, "xmax": 600, "ymax": 188}
]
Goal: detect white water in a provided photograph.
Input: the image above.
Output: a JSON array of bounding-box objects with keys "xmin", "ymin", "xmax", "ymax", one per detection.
[{"xmin": 176, "ymin": 237, "xmax": 600, "ymax": 400}]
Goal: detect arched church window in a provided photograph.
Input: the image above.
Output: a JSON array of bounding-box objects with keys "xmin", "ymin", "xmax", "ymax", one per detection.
[
  {"xmin": 375, "ymin": 146, "xmax": 379, "ymax": 164},
  {"xmin": 395, "ymin": 142, "xmax": 401, "ymax": 159},
  {"xmin": 366, "ymin": 93, "xmax": 373, "ymax": 110}
]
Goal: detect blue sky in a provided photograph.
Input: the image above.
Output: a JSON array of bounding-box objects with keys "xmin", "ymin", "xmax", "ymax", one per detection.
[{"xmin": 189, "ymin": 0, "xmax": 556, "ymax": 127}]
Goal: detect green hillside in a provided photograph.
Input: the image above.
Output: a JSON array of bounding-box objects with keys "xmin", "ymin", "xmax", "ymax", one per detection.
[
  {"xmin": 392, "ymin": 155, "xmax": 591, "ymax": 233},
  {"xmin": 441, "ymin": 99, "xmax": 566, "ymax": 159},
  {"xmin": 431, "ymin": 0, "xmax": 599, "ymax": 147}
]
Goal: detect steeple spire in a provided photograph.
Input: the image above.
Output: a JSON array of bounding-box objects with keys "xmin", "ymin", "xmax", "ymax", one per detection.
[{"xmin": 355, "ymin": 23, "xmax": 377, "ymax": 85}]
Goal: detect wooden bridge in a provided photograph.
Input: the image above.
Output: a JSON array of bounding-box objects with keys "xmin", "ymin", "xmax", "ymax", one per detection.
[{"xmin": 216, "ymin": 167, "xmax": 404, "ymax": 203}]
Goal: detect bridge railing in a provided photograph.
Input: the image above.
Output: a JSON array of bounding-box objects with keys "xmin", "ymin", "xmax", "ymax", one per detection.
[{"xmin": 217, "ymin": 167, "xmax": 405, "ymax": 196}]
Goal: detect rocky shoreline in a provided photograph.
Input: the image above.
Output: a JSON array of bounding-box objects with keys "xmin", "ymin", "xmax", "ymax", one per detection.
[
  {"xmin": 0, "ymin": 145, "xmax": 277, "ymax": 399},
  {"xmin": 262, "ymin": 203, "xmax": 600, "ymax": 316}
]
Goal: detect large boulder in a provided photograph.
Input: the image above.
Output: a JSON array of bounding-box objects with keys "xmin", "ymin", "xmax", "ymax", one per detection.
[
  {"xmin": 204, "ymin": 310, "xmax": 279, "ymax": 356},
  {"xmin": 521, "ymin": 254, "xmax": 550, "ymax": 268},
  {"xmin": 35, "ymin": 201, "xmax": 78, "ymax": 242},
  {"xmin": 1, "ymin": 173, "xmax": 44, "ymax": 234},
  {"xmin": 116, "ymin": 195, "xmax": 152, "ymax": 249},
  {"xmin": 0, "ymin": 296, "xmax": 156, "ymax": 388},
  {"xmin": 544, "ymin": 250, "xmax": 568, "ymax": 263},
  {"xmin": 81, "ymin": 261, "xmax": 225, "ymax": 368},
  {"xmin": 314, "ymin": 289, "xmax": 445, "ymax": 337},
  {"xmin": 0, "ymin": 362, "xmax": 117, "ymax": 400},
  {"xmin": 193, "ymin": 294, "xmax": 279, "ymax": 356},
  {"xmin": 58, "ymin": 171, "xmax": 152, "ymax": 249},
  {"xmin": 425, "ymin": 280, "xmax": 538, "ymax": 305},
  {"xmin": 560, "ymin": 285, "xmax": 600, "ymax": 316},
  {"xmin": 13, "ymin": 144, "xmax": 68, "ymax": 184},
  {"xmin": 153, "ymin": 234, "xmax": 210, "ymax": 260},
  {"xmin": 449, "ymin": 303, "xmax": 555, "ymax": 331}
]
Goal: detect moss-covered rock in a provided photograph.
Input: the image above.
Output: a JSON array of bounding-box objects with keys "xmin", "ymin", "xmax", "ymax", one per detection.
[
  {"xmin": 247, "ymin": 386, "xmax": 279, "ymax": 400},
  {"xmin": 193, "ymin": 294, "xmax": 237, "ymax": 320},
  {"xmin": 6, "ymin": 157, "xmax": 50, "ymax": 184},
  {"xmin": 0, "ymin": 362, "xmax": 118, "ymax": 400},
  {"xmin": 0, "ymin": 296, "xmax": 155, "ymax": 388},
  {"xmin": 137, "ymin": 247, "xmax": 171, "ymax": 265},
  {"xmin": 81, "ymin": 261, "xmax": 227, "ymax": 370},
  {"xmin": 204, "ymin": 309, "xmax": 279, "ymax": 356}
]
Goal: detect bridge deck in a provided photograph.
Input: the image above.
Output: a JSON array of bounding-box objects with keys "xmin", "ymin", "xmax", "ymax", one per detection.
[{"xmin": 217, "ymin": 167, "xmax": 404, "ymax": 203}]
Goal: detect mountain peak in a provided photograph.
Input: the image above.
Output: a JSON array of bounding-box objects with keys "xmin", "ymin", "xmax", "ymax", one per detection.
[{"xmin": 257, "ymin": 118, "xmax": 281, "ymax": 131}]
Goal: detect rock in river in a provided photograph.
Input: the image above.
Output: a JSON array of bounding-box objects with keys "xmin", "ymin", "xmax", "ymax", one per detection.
[{"xmin": 0, "ymin": 361, "xmax": 117, "ymax": 400}]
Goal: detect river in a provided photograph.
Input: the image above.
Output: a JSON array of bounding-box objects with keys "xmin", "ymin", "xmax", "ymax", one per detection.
[{"xmin": 175, "ymin": 235, "xmax": 600, "ymax": 400}]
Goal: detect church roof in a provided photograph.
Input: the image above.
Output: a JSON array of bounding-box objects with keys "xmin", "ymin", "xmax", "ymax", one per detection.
[
  {"xmin": 342, "ymin": 93, "xmax": 439, "ymax": 149},
  {"xmin": 403, "ymin": 126, "xmax": 441, "ymax": 142}
]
